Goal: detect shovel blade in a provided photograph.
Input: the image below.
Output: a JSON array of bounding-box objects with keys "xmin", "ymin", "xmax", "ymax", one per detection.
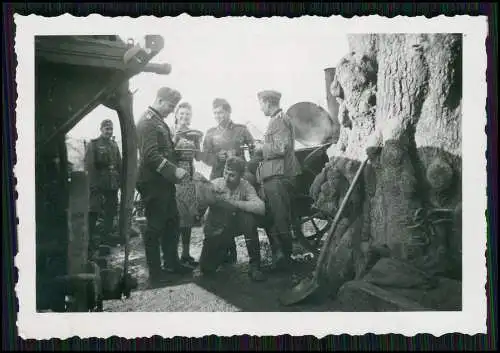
[{"xmin": 279, "ymin": 276, "xmax": 320, "ymax": 306}]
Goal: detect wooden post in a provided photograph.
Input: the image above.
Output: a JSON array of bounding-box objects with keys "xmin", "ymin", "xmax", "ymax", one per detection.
[
  {"xmin": 67, "ymin": 171, "xmax": 90, "ymax": 275},
  {"xmin": 103, "ymin": 81, "xmax": 137, "ymax": 293}
]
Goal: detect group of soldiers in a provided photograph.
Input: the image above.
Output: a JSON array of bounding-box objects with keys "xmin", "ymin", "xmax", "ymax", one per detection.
[{"xmin": 85, "ymin": 86, "xmax": 304, "ymax": 286}]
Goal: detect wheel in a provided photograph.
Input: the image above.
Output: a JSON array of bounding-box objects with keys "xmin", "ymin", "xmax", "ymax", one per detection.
[
  {"xmin": 131, "ymin": 191, "xmax": 145, "ymax": 220},
  {"xmin": 301, "ymin": 144, "xmax": 331, "ymax": 176},
  {"xmin": 297, "ymin": 213, "xmax": 333, "ymax": 250}
]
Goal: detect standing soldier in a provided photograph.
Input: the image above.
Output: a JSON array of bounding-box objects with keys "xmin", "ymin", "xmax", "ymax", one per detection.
[
  {"xmin": 201, "ymin": 98, "xmax": 256, "ymax": 264},
  {"xmin": 136, "ymin": 87, "xmax": 193, "ymax": 286},
  {"xmin": 84, "ymin": 119, "xmax": 122, "ymax": 255},
  {"xmin": 255, "ymin": 90, "xmax": 302, "ymax": 271}
]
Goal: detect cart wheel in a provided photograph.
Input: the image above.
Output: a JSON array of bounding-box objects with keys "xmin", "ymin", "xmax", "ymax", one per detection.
[
  {"xmin": 299, "ymin": 214, "xmax": 332, "ymax": 250},
  {"xmin": 302, "ymin": 144, "xmax": 331, "ymax": 176}
]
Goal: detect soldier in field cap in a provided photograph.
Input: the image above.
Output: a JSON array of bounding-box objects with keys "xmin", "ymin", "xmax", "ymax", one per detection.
[
  {"xmin": 254, "ymin": 89, "xmax": 302, "ymax": 272},
  {"xmin": 202, "ymin": 98, "xmax": 256, "ymax": 180},
  {"xmin": 85, "ymin": 118, "xmax": 122, "ymax": 254},
  {"xmin": 136, "ymin": 86, "xmax": 193, "ymax": 286},
  {"xmin": 201, "ymin": 97, "xmax": 257, "ymax": 265},
  {"xmin": 257, "ymin": 90, "xmax": 282, "ymax": 102}
]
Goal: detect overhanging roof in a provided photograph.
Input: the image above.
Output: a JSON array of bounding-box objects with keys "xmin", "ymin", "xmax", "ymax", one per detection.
[{"xmin": 36, "ymin": 35, "xmax": 169, "ymax": 145}]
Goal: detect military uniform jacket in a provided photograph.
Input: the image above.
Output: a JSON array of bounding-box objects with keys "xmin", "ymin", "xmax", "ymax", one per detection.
[
  {"xmin": 84, "ymin": 135, "xmax": 122, "ymax": 190},
  {"xmin": 256, "ymin": 109, "xmax": 301, "ymax": 183},
  {"xmin": 204, "ymin": 178, "xmax": 264, "ymax": 235},
  {"xmin": 136, "ymin": 107, "xmax": 178, "ymax": 191},
  {"xmin": 202, "ymin": 120, "xmax": 255, "ymax": 180}
]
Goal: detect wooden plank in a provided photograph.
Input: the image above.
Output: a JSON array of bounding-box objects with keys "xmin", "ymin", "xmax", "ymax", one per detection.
[
  {"xmin": 336, "ymin": 280, "xmax": 429, "ymax": 311},
  {"xmin": 37, "ymin": 52, "xmax": 128, "ymax": 71},
  {"xmin": 67, "ymin": 171, "xmax": 90, "ymax": 275},
  {"xmin": 36, "ymin": 35, "xmax": 128, "ymax": 51},
  {"xmin": 39, "ymin": 36, "xmax": 165, "ymax": 146},
  {"xmin": 41, "ymin": 73, "xmax": 126, "ymax": 146},
  {"xmin": 36, "ymin": 37, "xmax": 128, "ymax": 70}
]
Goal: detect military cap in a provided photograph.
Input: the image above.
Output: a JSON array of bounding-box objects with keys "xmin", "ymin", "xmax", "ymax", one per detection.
[
  {"xmin": 156, "ymin": 87, "xmax": 182, "ymax": 105},
  {"xmin": 100, "ymin": 119, "xmax": 113, "ymax": 128},
  {"xmin": 257, "ymin": 90, "xmax": 282, "ymax": 101},
  {"xmin": 213, "ymin": 98, "xmax": 232, "ymax": 113},
  {"xmin": 225, "ymin": 156, "xmax": 246, "ymax": 175}
]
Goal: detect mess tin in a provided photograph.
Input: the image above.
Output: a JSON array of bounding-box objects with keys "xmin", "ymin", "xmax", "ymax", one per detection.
[{"xmin": 175, "ymin": 148, "xmax": 199, "ymax": 161}]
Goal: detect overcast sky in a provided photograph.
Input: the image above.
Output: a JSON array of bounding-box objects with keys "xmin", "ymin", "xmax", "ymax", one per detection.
[{"xmin": 68, "ymin": 17, "xmax": 349, "ymax": 143}]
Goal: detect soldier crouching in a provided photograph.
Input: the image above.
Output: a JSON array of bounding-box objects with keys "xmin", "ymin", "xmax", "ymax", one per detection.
[{"xmin": 199, "ymin": 157, "xmax": 266, "ymax": 282}]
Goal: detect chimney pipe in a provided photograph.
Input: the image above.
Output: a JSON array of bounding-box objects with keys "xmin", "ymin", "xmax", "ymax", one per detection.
[{"xmin": 324, "ymin": 67, "xmax": 341, "ymax": 144}]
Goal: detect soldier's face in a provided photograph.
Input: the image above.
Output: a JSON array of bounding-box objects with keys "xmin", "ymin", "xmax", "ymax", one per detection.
[
  {"xmin": 176, "ymin": 108, "xmax": 192, "ymax": 128},
  {"xmin": 224, "ymin": 168, "xmax": 241, "ymax": 189},
  {"xmin": 213, "ymin": 106, "xmax": 230, "ymax": 126},
  {"xmin": 159, "ymin": 100, "xmax": 176, "ymax": 117},
  {"xmin": 258, "ymin": 99, "xmax": 271, "ymax": 116},
  {"xmin": 101, "ymin": 126, "xmax": 113, "ymax": 139}
]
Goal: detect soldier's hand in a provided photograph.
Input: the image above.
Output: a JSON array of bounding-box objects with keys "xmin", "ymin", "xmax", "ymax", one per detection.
[
  {"xmin": 217, "ymin": 150, "xmax": 228, "ymax": 162},
  {"xmin": 175, "ymin": 167, "xmax": 189, "ymax": 181}
]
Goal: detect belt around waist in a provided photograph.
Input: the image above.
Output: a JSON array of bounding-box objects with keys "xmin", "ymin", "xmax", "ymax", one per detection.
[{"xmin": 261, "ymin": 156, "xmax": 284, "ymax": 162}]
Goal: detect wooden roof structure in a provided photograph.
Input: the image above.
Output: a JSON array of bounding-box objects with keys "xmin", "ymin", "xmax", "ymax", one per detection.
[
  {"xmin": 35, "ymin": 35, "xmax": 170, "ymax": 147},
  {"xmin": 35, "ymin": 35, "xmax": 171, "ymax": 311}
]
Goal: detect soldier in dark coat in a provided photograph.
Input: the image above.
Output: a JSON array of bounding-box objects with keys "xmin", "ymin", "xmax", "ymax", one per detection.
[
  {"xmin": 84, "ymin": 119, "xmax": 122, "ymax": 254},
  {"xmin": 201, "ymin": 98, "xmax": 256, "ymax": 264},
  {"xmin": 136, "ymin": 87, "xmax": 193, "ymax": 285},
  {"xmin": 255, "ymin": 90, "xmax": 302, "ymax": 271}
]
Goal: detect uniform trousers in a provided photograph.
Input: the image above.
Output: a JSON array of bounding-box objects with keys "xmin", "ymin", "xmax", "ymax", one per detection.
[
  {"xmin": 137, "ymin": 182, "xmax": 181, "ymax": 277},
  {"xmin": 261, "ymin": 176, "xmax": 296, "ymax": 258},
  {"xmin": 199, "ymin": 208, "xmax": 261, "ymax": 273},
  {"xmin": 88, "ymin": 188, "xmax": 118, "ymax": 254}
]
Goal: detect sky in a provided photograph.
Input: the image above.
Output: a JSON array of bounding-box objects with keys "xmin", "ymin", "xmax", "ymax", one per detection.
[{"xmin": 66, "ymin": 17, "xmax": 349, "ymax": 176}]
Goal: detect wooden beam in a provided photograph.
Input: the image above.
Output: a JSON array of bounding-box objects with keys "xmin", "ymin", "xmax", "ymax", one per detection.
[
  {"xmin": 142, "ymin": 63, "xmax": 172, "ymax": 75},
  {"xmin": 36, "ymin": 36, "xmax": 166, "ymax": 72},
  {"xmin": 36, "ymin": 37, "xmax": 128, "ymax": 70},
  {"xmin": 40, "ymin": 36, "xmax": 165, "ymax": 146},
  {"xmin": 67, "ymin": 171, "xmax": 90, "ymax": 275},
  {"xmin": 41, "ymin": 73, "xmax": 127, "ymax": 146}
]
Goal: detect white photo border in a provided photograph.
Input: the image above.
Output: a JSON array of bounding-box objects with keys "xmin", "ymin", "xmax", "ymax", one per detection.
[{"xmin": 14, "ymin": 14, "xmax": 488, "ymax": 339}]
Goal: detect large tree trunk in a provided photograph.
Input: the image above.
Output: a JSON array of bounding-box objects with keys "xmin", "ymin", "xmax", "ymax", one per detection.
[{"xmin": 313, "ymin": 33, "xmax": 462, "ymax": 310}]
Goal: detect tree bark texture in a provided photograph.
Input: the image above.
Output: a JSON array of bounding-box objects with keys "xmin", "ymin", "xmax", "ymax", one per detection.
[{"xmin": 313, "ymin": 34, "xmax": 463, "ymax": 301}]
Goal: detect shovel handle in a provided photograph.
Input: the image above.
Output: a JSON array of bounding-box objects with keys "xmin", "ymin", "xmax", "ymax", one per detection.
[{"xmin": 312, "ymin": 157, "xmax": 369, "ymax": 278}]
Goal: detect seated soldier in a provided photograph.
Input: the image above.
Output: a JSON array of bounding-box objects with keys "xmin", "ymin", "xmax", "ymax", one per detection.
[{"xmin": 199, "ymin": 157, "xmax": 267, "ymax": 282}]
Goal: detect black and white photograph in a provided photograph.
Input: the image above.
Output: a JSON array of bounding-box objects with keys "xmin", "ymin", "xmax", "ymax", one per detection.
[{"xmin": 15, "ymin": 14, "xmax": 487, "ymax": 338}]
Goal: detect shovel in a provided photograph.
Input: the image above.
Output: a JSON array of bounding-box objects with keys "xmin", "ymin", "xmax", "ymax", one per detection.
[{"xmin": 279, "ymin": 156, "xmax": 369, "ymax": 306}]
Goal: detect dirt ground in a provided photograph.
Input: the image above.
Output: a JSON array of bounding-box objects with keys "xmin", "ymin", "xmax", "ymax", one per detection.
[{"xmin": 103, "ymin": 226, "xmax": 342, "ymax": 312}]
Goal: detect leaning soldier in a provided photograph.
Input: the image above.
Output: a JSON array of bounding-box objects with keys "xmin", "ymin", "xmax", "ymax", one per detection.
[
  {"xmin": 255, "ymin": 90, "xmax": 302, "ymax": 271},
  {"xmin": 84, "ymin": 119, "xmax": 122, "ymax": 255},
  {"xmin": 199, "ymin": 156, "xmax": 266, "ymax": 281},
  {"xmin": 201, "ymin": 98, "xmax": 256, "ymax": 264},
  {"xmin": 136, "ymin": 87, "xmax": 193, "ymax": 286}
]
